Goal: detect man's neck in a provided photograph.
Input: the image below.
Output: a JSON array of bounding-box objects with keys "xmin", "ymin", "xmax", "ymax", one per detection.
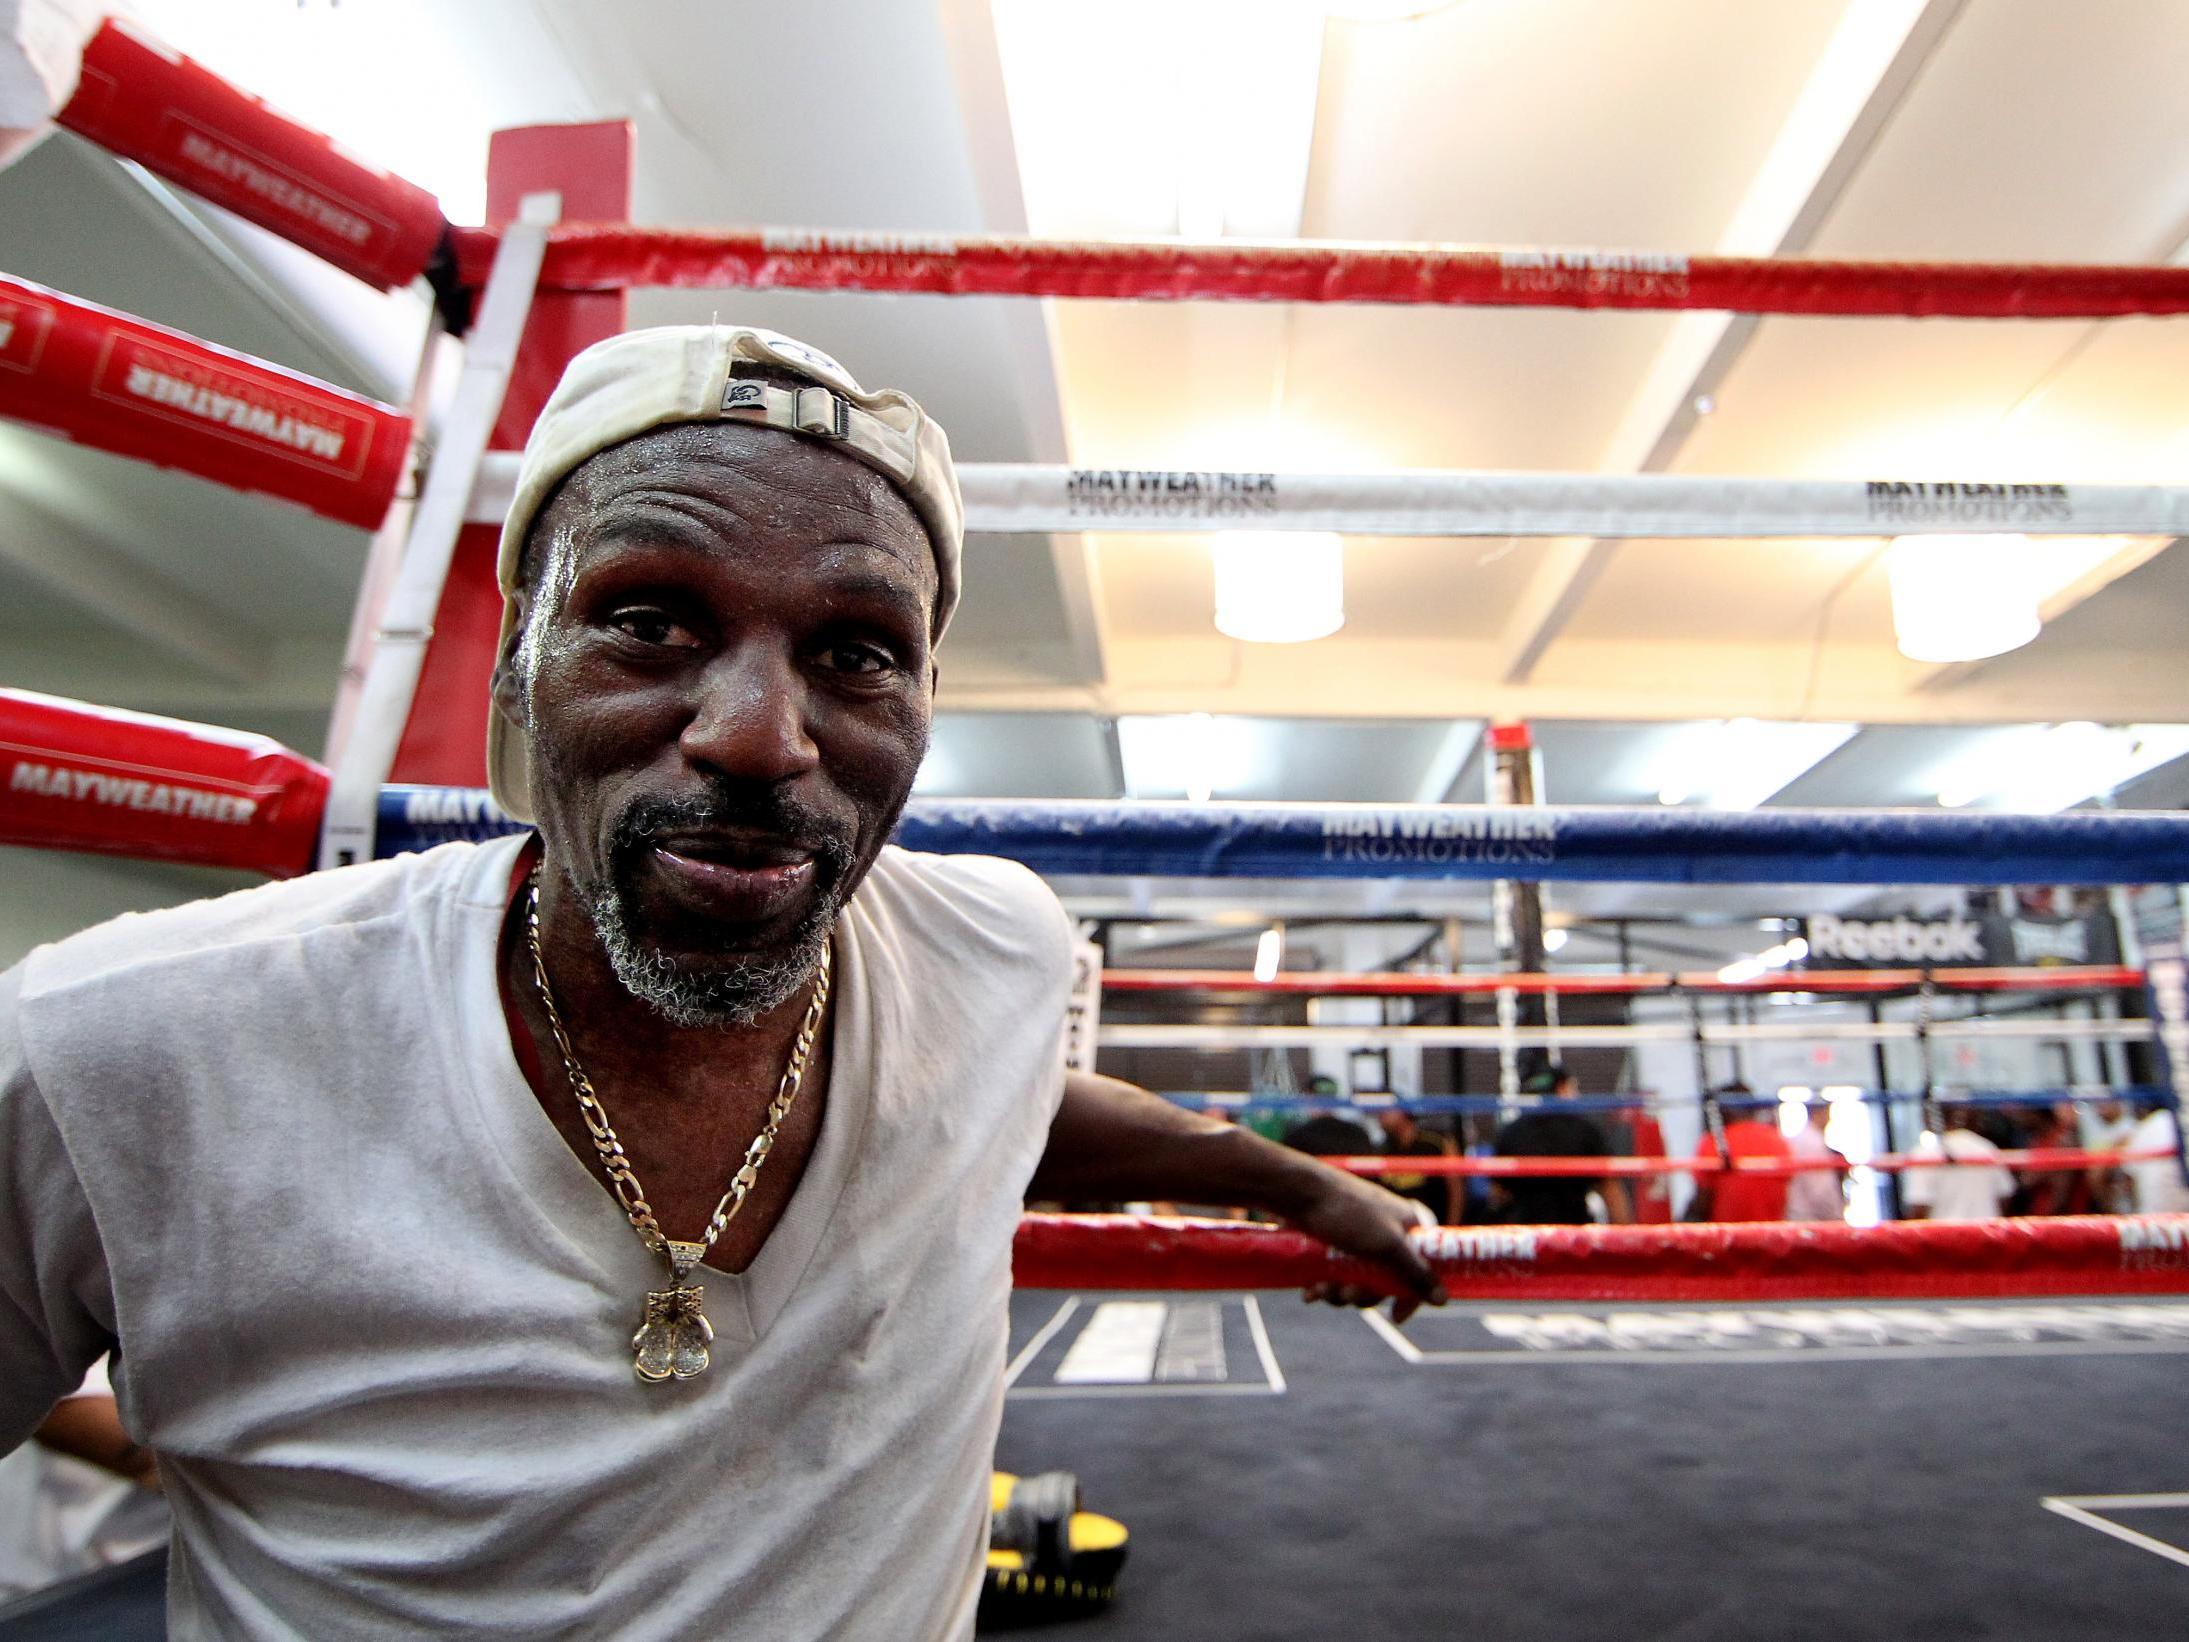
[{"xmin": 516, "ymin": 861, "xmax": 821, "ymax": 1100}]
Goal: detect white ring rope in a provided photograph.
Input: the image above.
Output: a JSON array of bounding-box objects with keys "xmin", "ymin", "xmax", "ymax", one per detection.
[
  {"xmin": 466, "ymin": 458, "xmax": 2186, "ymax": 539},
  {"xmin": 1096, "ymin": 1017, "xmax": 2156, "ymax": 1051}
]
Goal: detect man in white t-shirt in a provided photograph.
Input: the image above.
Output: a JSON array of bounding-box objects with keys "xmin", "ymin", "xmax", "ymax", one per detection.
[
  {"xmin": 1900, "ymin": 1106, "xmax": 2018, "ymax": 1222},
  {"xmin": 2081, "ymin": 1095, "xmax": 2140, "ymax": 1213},
  {"xmin": 1782, "ymin": 1102, "xmax": 1846, "ymax": 1223},
  {"xmin": 0, "ymin": 326, "xmax": 1438, "ymax": 1639},
  {"xmin": 2122, "ymin": 1105, "xmax": 2189, "ymax": 1214}
]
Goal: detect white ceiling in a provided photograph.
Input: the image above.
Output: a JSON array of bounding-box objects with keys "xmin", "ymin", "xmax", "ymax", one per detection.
[{"xmin": 3, "ymin": 0, "xmax": 2189, "ymax": 936}]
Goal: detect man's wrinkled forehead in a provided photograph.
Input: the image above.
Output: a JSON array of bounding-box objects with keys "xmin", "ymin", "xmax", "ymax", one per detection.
[{"xmin": 531, "ymin": 421, "xmax": 936, "ymax": 598}]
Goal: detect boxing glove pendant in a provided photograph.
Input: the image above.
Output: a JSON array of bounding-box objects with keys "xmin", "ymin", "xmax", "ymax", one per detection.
[{"xmin": 633, "ymin": 1282, "xmax": 715, "ymax": 1382}]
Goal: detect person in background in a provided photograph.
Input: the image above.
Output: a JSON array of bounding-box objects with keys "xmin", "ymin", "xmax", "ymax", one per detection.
[
  {"xmin": 1901, "ymin": 1103, "xmax": 2017, "ymax": 1221},
  {"xmin": 1686, "ymin": 1082, "xmax": 1793, "ymax": 1223},
  {"xmin": 1489, "ymin": 1065, "xmax": 1633, "ymax": 1226},
  {"xmin": 1454, "ymin": 1114, "xmax": 1499, "ymax": 1224},
  {"xmin": 2011, "ymin": 1101, "xmax": 2088, "ymax": 1216},
  {"xmin": 2081, "ymin": 1094, "xmax": 2139, "ymax": 1213},
  {"xmin": 1374, "ymin": 1105, "xmax": 1457, "ymax": 1225},
  {"xmin": 1280, "ymin": 1075, "xmax": 1376, "ymax": 1158},
  {"xmin": 0, "ymin": 1358, "xmax": 166, "ymax": 1600},
  {"xmin": 2121, "ymin": 1098, "xmax": 2189, "ymax": 1215},
  {"xmin": 1781, "ymin": 1098, "xmax": 1848, "ymax": 1223}
]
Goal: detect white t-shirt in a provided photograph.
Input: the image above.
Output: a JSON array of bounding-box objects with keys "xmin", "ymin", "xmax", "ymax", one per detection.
[
  {"xmin": 2123, "ymin": 1109, "xmax": 2189, "ymax": 1215},
  {"xmin": 1900, "ymin": 1128, "xmax": 2016, "ymax": 1222},
  {"xmin": 1781, "ymin": 1125, "xmax": 1844, "ymax": 1223},
  {"xmin": 0, "ymin": 836, "xmax": 1073, "ymax": 1639}
]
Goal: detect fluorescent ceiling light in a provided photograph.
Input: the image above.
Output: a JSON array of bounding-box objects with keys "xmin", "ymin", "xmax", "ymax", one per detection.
[
  {"xmin": 1254, "ymin": 926, "xmax": 1284, "ymax": 982},
  {"xmin": 992, "ymin": 1, "xmax": 1325, "ymax": 241},
  {"xmin": 1213, "ymin": 533, "xmax": 1345, "ymax": 644},
  {"xmin": 1715, "ymin": 936, "xmax": 1807, "ymax": 985},
  {"xmin": 1887, "ymin": 535, "xmax": 2043, "ymax": 664},
  {"xmin": 1934, "ymin": 723, "xmax": 2189, "ymax": 812},
  {"xmin": 1323, "ymin": 1, "xmax": 1459, "ymax": 18},
  {"xmin": 1118, "ymin": 712, "xmax": 1261, "ymax": 802},
  {"xmin": 1652, "ymin": 719, "xmax": 1857, "ymax": 810}
]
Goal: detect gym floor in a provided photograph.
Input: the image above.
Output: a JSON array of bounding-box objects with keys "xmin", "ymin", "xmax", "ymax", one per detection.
[
  {"xmin": 993, "ymin": 1289, "xmax": 2189, "ymax": 1641},
  {"xmin": 8, "ymin": 1290, "xmax": 2186, "ymax": 1640}
]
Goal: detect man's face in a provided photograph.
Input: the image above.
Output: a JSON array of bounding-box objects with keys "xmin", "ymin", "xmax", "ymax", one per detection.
[{"xmin": 500, "ymin": 421, "xmax": 937, "ymax": 1025}]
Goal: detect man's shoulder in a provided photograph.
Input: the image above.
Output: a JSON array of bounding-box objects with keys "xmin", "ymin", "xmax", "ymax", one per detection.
[
  {"xmin": 865, "ymin": 844, "xmax": 1056, "ymax": 905},
  {"xmin": 857, "ymin": 847, "xmax": 1071, "ymax": 948},
  {"xmin": 19, "ymin": 840, "xmax": 501, "ymax": 1006},
  {"xmin": 1730, "ymin": 1120, "xmax": 1791, "ymax": 1154}
]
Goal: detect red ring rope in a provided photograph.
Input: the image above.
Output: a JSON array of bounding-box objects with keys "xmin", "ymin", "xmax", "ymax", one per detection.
[
  {"xmin": 54, "ymin": 20, "xmax": 447, "ymax": 291},
  {"xmin": 1012, "ymin": 1212, "xmax": 2189, "ymax": 1302},
  {"xmin": 0, "ymin": 690, "xmax": 327, "ymax": 877},
  {"xmin": 450, "ymin": 225, "xmax": 2189, "ymax": 320},
  {"xmin": 0, "ymin": 273, "xmax": 410, "ymax": 529},
  {"xmin": 1325, "ymin": 1147, "xmax": 2175, "ymax": 1179}
]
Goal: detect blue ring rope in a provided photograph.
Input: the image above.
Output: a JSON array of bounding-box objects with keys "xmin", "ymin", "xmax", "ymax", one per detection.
[{"xmin": 376, "ymin": 789, "xmax": 2189, "ymax": 887}]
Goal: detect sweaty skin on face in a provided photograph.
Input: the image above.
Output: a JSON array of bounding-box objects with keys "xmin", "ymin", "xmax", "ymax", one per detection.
[{"xmin": 494, "ymin": 420, "xmax": 938, "ymax": 1022}]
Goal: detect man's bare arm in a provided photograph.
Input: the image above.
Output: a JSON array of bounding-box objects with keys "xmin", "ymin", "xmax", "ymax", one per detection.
[
  {"xmin": 1028, "ymin": 1071, "xmax": 1446, "ymax": 1321},
  {"xmin": 35, "ymin": 1395, "xmax": 158, "ymax": 1488}
]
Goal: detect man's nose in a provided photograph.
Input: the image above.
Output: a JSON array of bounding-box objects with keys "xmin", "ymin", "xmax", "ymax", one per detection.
[{"xmin": 677, "ymin": 647, "xmax": 821, "ymax": 784}]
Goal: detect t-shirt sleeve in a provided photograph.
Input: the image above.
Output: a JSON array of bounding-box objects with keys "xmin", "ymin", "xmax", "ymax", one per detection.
[
  {"xmin": 1003, "ymin": 862, "xmax": 1077, "ymax": 1120},
  {"xmin": 0, "ymin": 964, "xmax": 114, "ymax": 1453}
]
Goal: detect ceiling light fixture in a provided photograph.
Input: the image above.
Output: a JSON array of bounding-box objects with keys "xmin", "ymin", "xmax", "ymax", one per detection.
[
  {"xmin": 1542, "ymin": 927, "xmax": 1570, "ymax": 954},
  {"xmin": 1212, "ymin": 532, "xmax": 1346, "ymax": 644},
  {"xmin": 1254, "ymin": 925, "xmax": 1285, "ymax": 983},
  {"xmin": 1319, "ymin": 1, "xmax": 1465, "ymax": 19},
  {"xmin": 1716, "ymin": 935, "xmax": 1808, "ymax": 985},
  {"xmin": 1886, "ymin": 534, "xmax": 2043, "ymax": 664}
]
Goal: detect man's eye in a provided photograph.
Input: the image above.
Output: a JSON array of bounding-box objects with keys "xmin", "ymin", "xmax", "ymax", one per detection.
[
  {"xmin": 822, "ymin": 641, "xmax": 895, "ymax": 675},
  {"xmin": 608, "ymin": 608, "xmax": 700, "ymax": 649}
]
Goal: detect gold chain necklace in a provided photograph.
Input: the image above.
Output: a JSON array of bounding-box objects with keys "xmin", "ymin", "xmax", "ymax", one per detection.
[{"xmin": 523, "ymin": 869, "xmax": 831, "ymax": 1383}]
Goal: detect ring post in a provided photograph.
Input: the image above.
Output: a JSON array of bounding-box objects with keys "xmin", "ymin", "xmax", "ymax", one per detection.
[{"xmin": 316, "ymin": 198, "xmax": 553, "ymax": 869}]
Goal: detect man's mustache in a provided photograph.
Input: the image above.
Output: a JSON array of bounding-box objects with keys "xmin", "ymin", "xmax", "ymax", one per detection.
[{"xmin": 609, "ymin": 786, "xmax": 858, "ymax": 876}]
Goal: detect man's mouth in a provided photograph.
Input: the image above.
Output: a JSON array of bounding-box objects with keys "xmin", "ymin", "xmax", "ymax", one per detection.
[{"xmin": 646, "ymin": 831, "xmax": 820, "ymax": 922}]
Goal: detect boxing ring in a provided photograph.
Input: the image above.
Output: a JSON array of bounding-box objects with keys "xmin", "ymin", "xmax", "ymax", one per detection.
[{"xmin": 7, "ymin": 18, "xmax": 2189, "ymax": 1639}]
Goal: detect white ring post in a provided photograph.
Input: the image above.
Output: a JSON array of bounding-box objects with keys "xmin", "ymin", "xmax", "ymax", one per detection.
[
  {"xmin": 317, "ymin": 194, "xmax": 556, "ymax": 871},
  {"xmin": 324, "ymin": 307, "xmax": 450, "ymax": 770}
]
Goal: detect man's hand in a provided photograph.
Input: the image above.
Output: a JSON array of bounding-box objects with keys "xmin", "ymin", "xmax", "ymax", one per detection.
[{"xmin": 1288, "ymin": 1170, "xmax": 1447, "ymax": 1325}]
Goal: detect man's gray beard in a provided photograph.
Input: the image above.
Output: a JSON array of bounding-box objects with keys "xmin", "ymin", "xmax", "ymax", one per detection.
[{"xmin": 584, "ymin": 878, "xmax": 834, "ymax": 1029}]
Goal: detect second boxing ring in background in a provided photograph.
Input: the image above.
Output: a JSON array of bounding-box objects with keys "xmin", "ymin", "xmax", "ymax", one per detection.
[{"xmin": 4, "ymin": 13, "xmax": 2189, "ymax": 1310}]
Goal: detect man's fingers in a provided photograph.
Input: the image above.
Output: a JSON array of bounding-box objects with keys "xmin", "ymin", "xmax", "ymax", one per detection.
[
  {"xmin": 1399, "ymin": 1240, "xmax": 1444, "ymax": 1303},
  {"xmin": 1302, "ymin": 1281, "xmax": 1391, "ymax": 1309},
  {"xmin": 1389, "ymin": 1293, "xmax": 1422, "ymax": 1326}
]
